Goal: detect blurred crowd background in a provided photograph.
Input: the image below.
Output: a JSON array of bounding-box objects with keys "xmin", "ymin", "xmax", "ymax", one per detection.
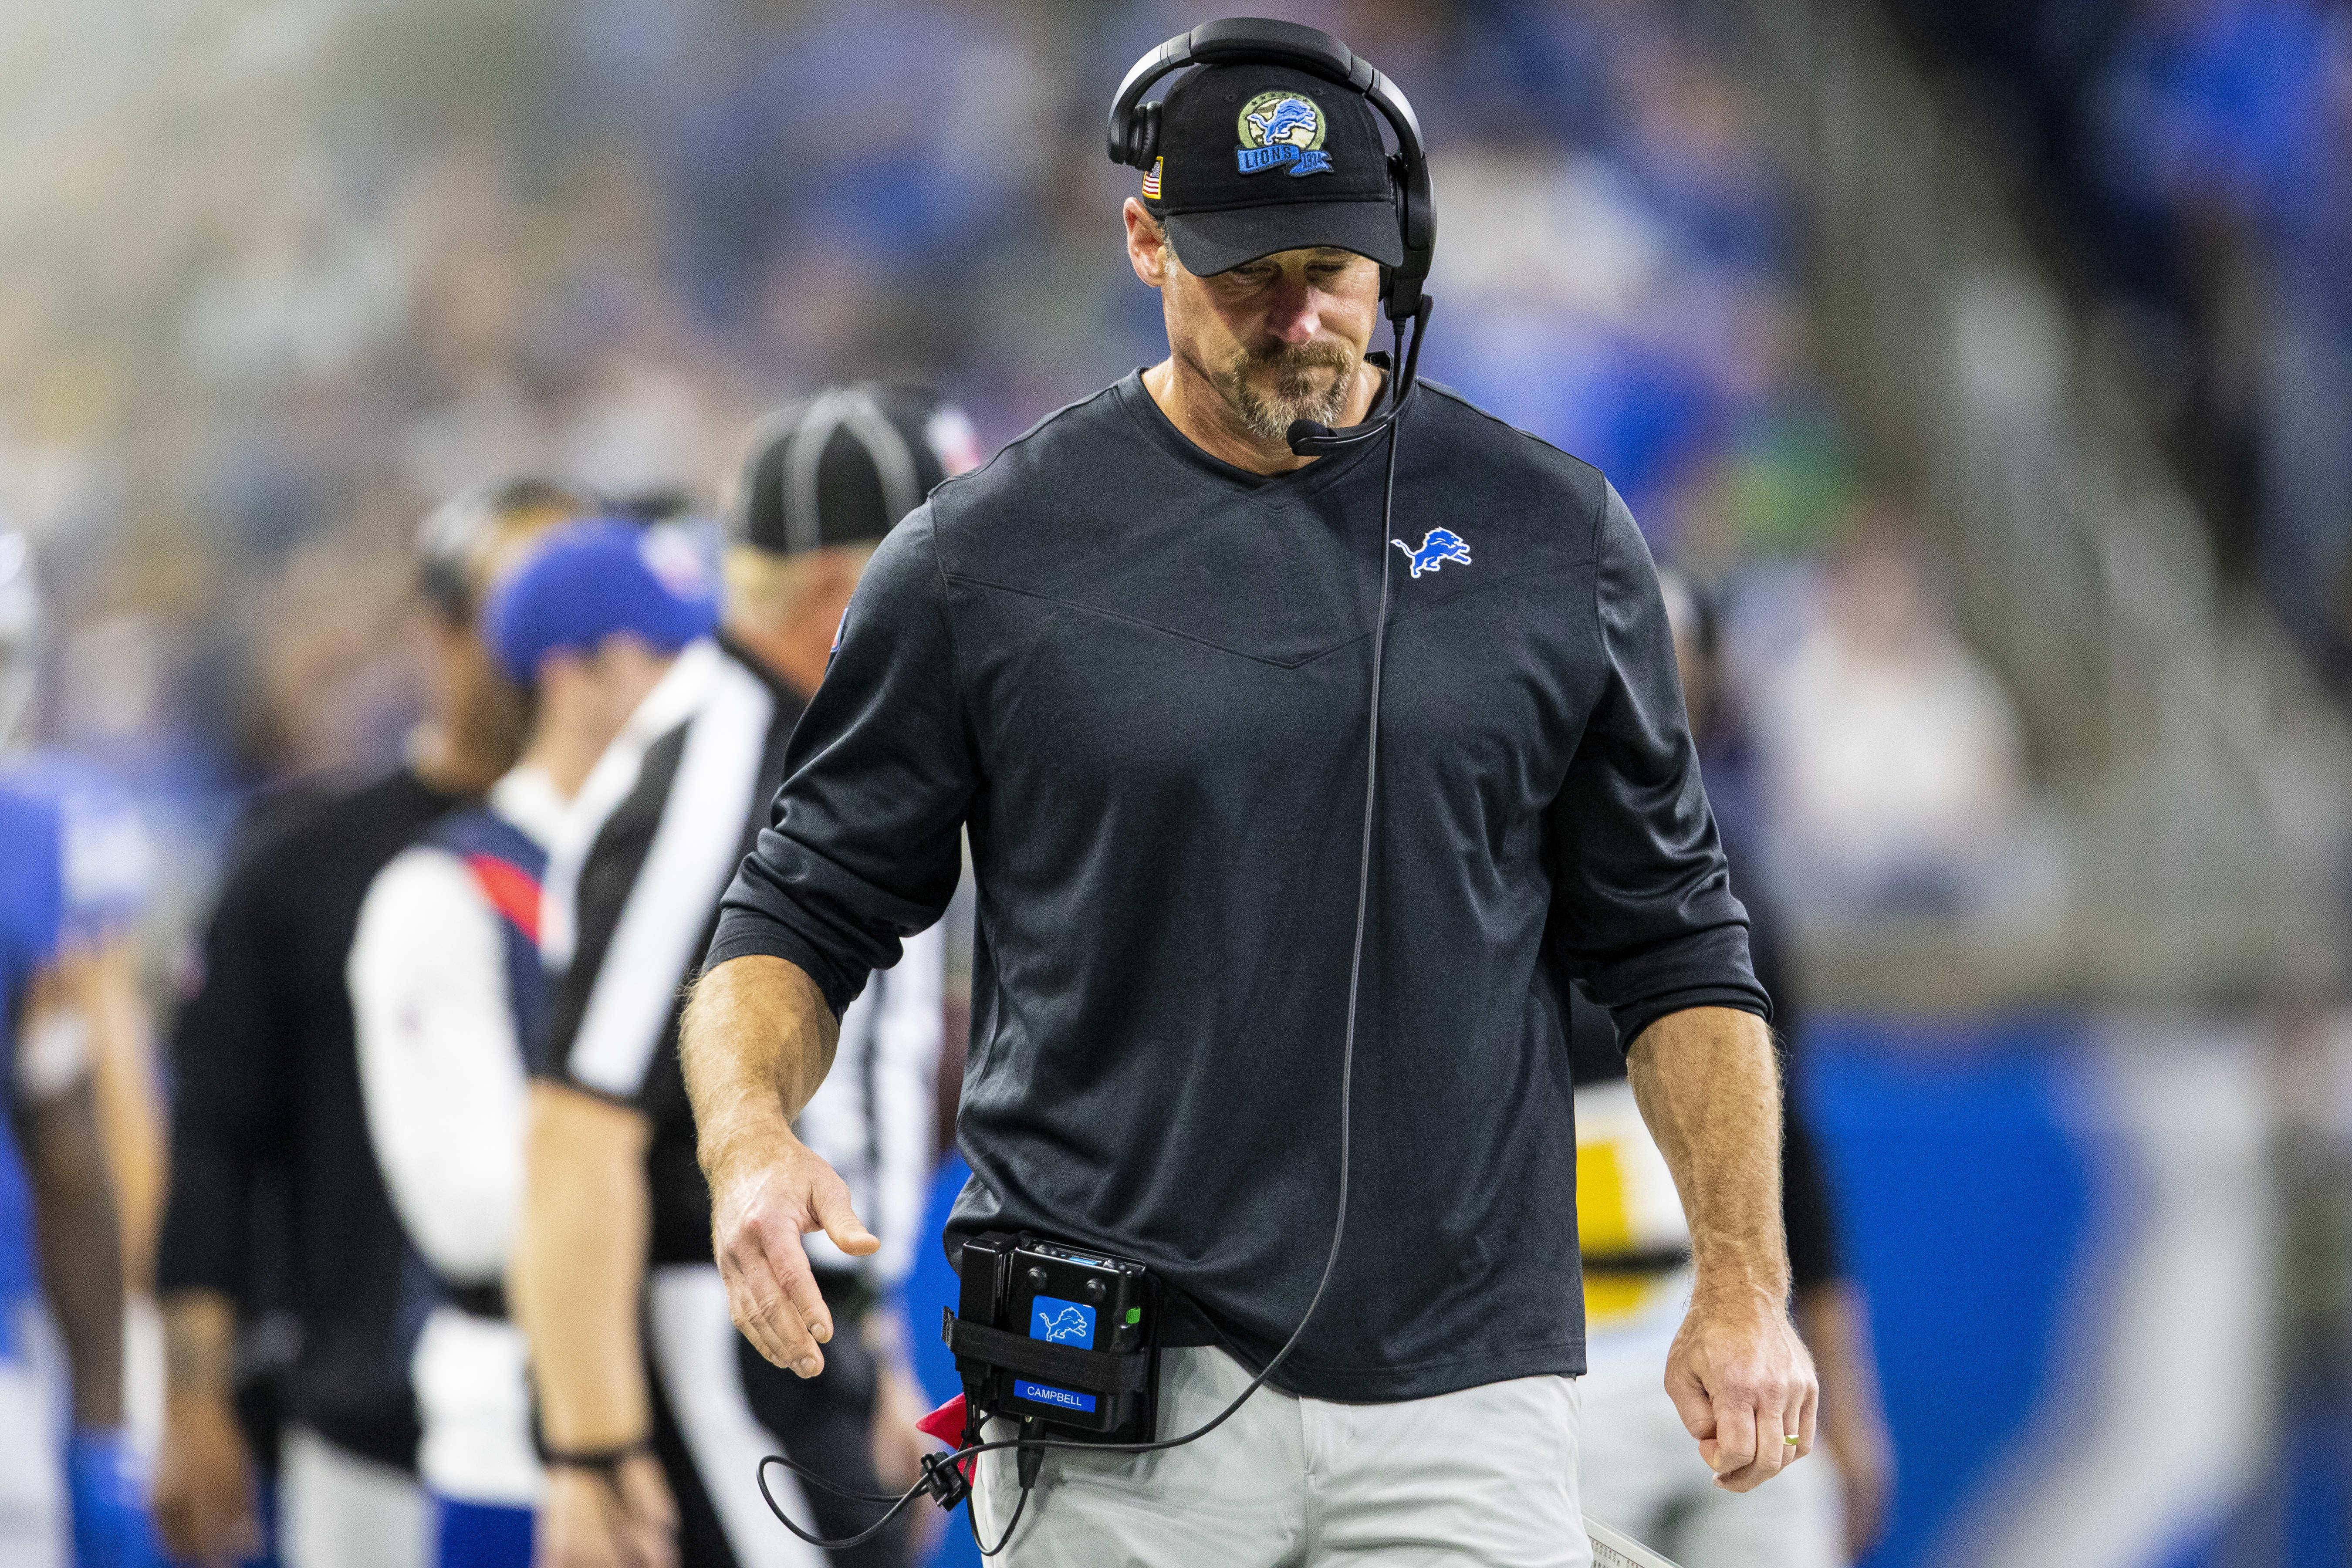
[{"xmin": 3, "ymin": 0, "xmax": 2349, "ymax": 1565}]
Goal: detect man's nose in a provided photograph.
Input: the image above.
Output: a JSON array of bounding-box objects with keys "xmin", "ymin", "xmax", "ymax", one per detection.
[{"xmin": 1264, "ymin": 275, "xmax": 1321, "ymax": 345}]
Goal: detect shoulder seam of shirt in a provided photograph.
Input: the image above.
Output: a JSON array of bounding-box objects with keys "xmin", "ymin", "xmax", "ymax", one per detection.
[
  {"xmin": 1588, "ymin": 480, "xmax": 1614, "ymax": 682},
  {"xmin": 1419, "ymin": 381, "xmax": 1609, "ymax": 486},
  {"xmin": 928, "ymin": 382, "xmax": 1126, "ymax": 503}
]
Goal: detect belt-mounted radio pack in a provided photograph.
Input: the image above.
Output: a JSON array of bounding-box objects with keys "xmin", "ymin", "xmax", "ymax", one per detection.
[{"xmin": 944, "ymin": 1233, "xmax": 1161, "ymax": 1443}]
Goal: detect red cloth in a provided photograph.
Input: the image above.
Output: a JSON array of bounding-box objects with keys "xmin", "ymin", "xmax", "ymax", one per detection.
[{"xmin": 916, "ymin": 1394, "xmax": 974, "ymax": 1480}]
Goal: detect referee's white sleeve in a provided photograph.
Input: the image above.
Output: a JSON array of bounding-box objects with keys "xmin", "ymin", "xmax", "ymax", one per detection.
[
  {"xmin": 348, "ymin": 847, "xmax": 531, "ymax": 1282},
  {"xmin": 869, "ymin": 920, "xmax": 946, "ymax": 1284}
]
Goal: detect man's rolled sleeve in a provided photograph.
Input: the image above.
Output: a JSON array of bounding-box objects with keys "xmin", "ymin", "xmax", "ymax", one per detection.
[
  {"xmin": 709, "ymin": 505, "xmax": 976, "ymax": 1017},
  {"xmin": 1544, "ymin": 483, "xmax": 1771, "ymax": 1049}
]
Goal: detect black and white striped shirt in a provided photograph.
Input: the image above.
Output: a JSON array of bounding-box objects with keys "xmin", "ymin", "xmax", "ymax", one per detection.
[
  {"xmin": 539, "ymin": 635, "xmax": 796, "ymax": 1264},
  {"xmin": 537, "ymin": 632, "xmax": 946, "ymax": 1277}
]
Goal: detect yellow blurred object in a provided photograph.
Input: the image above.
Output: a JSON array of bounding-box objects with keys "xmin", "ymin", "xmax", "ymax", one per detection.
[{"xmin": 1574, "ymin": 1081, "xmax": 1691, "ymax": 1328}]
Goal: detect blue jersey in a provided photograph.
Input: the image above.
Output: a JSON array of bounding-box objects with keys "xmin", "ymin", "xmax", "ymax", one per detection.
[
  {"xmin": 7, "ymin": 749, "xmax": 152, "ymax": 945},
  {"xmin": 0, "ymin": 781, "xmax": 67, "ymax": 1327}
]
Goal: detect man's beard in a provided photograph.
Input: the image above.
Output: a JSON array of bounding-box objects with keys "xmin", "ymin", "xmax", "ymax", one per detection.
[{"xmin": 1217, "ymin": 340, "xmax": 1358, "ymax": 444}]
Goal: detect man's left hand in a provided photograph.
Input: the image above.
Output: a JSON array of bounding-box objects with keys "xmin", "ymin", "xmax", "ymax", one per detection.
[{"xmin": 1663, "ymin": 1289, "xmax": 1818, "ymax": 1492}]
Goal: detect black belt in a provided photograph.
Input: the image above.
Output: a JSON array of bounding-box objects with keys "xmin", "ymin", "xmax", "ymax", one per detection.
[{"xmin": 446, "ymin": 1281, "xmax": 508, "ymax": 1320}]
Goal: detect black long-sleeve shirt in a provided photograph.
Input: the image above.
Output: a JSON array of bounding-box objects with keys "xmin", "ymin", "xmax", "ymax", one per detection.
[
  {"xmin": 157, "ymin": 767, "xmax": 460, "ymax": 1469},
  {"xmin": 710, "ymin": 373, "xmax": 1769, "ymax": 1400}
]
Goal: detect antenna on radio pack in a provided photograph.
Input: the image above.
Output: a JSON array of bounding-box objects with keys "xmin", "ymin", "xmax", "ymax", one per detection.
[{"xmin": 1587, "ymin": 1516, "xmax": 1690, "ymax": 1568}]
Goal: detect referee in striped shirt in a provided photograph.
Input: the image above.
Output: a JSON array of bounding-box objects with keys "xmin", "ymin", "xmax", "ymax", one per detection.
[{"xmin": 509, "ymin": 387, "xmax": 978, "ymax": 1568}]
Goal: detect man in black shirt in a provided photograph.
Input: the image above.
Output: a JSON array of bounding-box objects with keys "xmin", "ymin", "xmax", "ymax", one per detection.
[
  {"xmin": 684, "ymin": 36, "xmax": 1814, "ymax": 1568},
  {"xmin": 153, "ymin": 481, "xmax": 588, "ymax": 1568}
]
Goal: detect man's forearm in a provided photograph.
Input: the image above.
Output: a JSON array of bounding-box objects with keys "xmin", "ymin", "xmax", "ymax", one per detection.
[
  {"xmin": 680, "ymin": 956, "xmax": 839, "ymax": 1185},
  {"xmin": 79, "ymin": 940, "xmax": 168, "ymax": 1294},
  {"xmin": 25, "ymin": 1081, "xmax": 126, "ymax": 1427},
  {"xmin": 1626, "ymin": 1004, "xmax": 1789, "ymax": 1304},
  {"xmin": 683, "ymin": 954, "xmax": 876, "ymax": 1378},
  {"xmin": 512, "ymin": 1083, "xmax": 655, "ymax": 1449}
]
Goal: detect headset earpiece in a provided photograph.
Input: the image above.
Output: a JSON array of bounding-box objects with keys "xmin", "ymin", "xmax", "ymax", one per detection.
[{"xmin": 1130, "ymin": 101, "xmax": 1163, "ymax": 170}]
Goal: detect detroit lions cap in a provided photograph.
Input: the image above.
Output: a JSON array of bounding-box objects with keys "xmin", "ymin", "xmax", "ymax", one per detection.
[{"xmin": 1140, "ymin": 63, "xmax": 1404, "ymax": 277}]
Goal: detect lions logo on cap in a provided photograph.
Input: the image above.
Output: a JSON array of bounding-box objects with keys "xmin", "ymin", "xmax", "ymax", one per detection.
[{"xmin": 1237, "ymin": 91, "xmax": 1334, "ymax": 178}]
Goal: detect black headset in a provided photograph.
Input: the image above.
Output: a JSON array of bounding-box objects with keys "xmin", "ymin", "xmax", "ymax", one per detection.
[{"xmin": 1106, "ymin": 17, "xmax": 1437, "ymax": 455}]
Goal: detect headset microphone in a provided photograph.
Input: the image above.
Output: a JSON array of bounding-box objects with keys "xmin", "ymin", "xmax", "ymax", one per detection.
[{"xmin": 1286, "ymin": 295, "xmax": 1434, "ymax": 458}]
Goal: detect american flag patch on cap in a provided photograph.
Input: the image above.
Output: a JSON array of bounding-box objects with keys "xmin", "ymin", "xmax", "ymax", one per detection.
[{"xmin": 1141, "ymin": 157, "xmax": 1162, "ymax": 199}]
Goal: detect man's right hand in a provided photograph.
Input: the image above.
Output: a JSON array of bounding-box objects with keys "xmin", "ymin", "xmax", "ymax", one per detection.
[
  {"xmin": 152, "ymin": 1393, "xmax": 258, "ymax": 1568},
  {"xmin": 536, "ymin": 1457, "xmax": 677, "ymax": 1568},
  {"xmin": 679, "ymin": 956, "xmax": 866, "ymax": 1377},
  {"xmin": 706, "ymin": 1124, "xmax": 879, "ymax": 1378}
]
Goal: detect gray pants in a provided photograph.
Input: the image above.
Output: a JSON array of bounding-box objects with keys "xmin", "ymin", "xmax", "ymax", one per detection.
[{"xmin": 971, "ymin": 1345, "xmax": 1591, "ymax": 1567}]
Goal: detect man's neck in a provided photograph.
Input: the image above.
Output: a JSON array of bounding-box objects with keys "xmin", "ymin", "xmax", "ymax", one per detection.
[
  {"xmin": 1142, "ymin": 354, "xmax": 1382, "ymax": 477},
  {"xmin": 725, "ymin": 619, "xmax": 821, "ymax": 703},
  {"xmin": 519, "ymin": 732, "xmax": 600, "ymax": 801}
]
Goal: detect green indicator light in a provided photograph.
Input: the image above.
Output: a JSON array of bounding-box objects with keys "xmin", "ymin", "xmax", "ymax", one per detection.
[{"xmin": 1125, "ymin": 1308, "xmax": 1142, "ymax": 1325}]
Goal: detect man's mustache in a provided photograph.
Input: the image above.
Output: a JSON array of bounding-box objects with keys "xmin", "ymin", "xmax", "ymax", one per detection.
[{"xmin": 1241, "ymin": 341, "xmax": 1355, "ymax": 375}]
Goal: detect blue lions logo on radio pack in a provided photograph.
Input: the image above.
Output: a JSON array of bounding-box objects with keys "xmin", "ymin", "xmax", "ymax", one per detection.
[
  {"xmin": 1031, "ymin": 1297, "xmax": 1096, "ymax": 1346},
  {"xmin": 1237, "ymin": 91, "xmax": 1334, "ymax": 178},
  {"xmin": 1393, "ymin": 529, "xmax": 1473, "ymax": 579}
]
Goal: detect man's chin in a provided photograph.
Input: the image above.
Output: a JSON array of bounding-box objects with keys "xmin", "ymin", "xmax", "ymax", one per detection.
[{"xmin": 1251, "ymin": 375, "xmax": 1352, "ymax": 430}]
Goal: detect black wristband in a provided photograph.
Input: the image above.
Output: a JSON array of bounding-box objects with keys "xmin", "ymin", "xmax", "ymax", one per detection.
[{"xmin": 541, "ymin": 1440, "xmax": 651, "ymax": 1473}]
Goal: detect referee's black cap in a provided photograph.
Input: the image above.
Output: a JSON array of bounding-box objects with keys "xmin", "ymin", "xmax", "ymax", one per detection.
[
  {"xmin": 1141, "ymin": 63, "xmax": 1404, "ymax": 277},
  {"xmin": 729, "ymin": 385, "xmax": 982, "ymax": 556}
]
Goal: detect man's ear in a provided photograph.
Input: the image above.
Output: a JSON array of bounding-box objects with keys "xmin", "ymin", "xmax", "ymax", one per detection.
[{"xmin": 1122, "ymin": 198, "xmax": 1171, "ymax": 289}]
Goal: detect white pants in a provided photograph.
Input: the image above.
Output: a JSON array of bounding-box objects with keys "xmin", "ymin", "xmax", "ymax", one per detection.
[
  {"xmin": 279, "ymin": 1426, "xmax": 430, "ymax": 1568},
  {"xmin": 972, "ymin": 1345, "xmax": 1591, "ymax": 1567},
  {"xmin": 1576, "ymin": 1318, "xmax": 1842, "ymax": 1568},
  {"xmin": 0, "ymin": 1298, "xmax": 67, "ymax": 1568},
  {"xmin": 411, "ymin": 1309, "xmax": 541, "ymax": 1509}
]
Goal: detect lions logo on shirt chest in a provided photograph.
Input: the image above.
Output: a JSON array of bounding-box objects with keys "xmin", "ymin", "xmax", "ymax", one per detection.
[{"xmin": 1392, "ymin": 528, "xmax": 1473, "ymax": 579}]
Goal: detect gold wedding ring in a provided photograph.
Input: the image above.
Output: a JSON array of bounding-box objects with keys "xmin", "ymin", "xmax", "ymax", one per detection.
[{"xmin": 1783, "ymin": 1435, "xmax": 1800, "ymax": 1445}]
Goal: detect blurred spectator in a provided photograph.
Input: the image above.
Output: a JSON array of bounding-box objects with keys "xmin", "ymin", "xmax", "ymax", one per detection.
[{"xmin": 1751, "ymin": 508, "xmax": 2030, "ymax": 923}]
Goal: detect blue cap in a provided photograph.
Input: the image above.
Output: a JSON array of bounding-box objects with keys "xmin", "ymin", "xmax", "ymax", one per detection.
[{"xmin": 486, "ymin": 520, "xmax": 720, "ymax": 684}]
